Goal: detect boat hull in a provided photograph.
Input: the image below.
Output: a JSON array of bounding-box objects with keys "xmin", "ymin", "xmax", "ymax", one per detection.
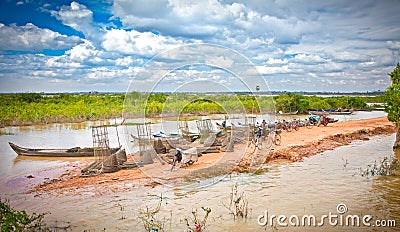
[
  {"xmin": 8, "ymin": 142, "xmax": 120, "ymax": 157},
  {"xmin": 309, "ymin": 110, "xmax": 352, "ymax": 115}
]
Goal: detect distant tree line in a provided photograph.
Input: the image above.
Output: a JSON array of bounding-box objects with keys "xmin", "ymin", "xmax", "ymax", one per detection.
[
  {"xmin": 0, "ymin": 92, "xmax": 383, "ymax": 127},
  {"xmin": 0, "ymin": 93, "xmax": 124, "ymax": 126},
  {"xmin": 273, "ymin": 93, "xmax": 381, "ymax": 113}
]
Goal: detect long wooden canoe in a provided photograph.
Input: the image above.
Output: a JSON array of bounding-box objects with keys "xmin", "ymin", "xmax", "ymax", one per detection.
[
  {"xmin": 309, "ymin": 109, "xmax": 353, "ymax": 115},
  {"xmin": 8, "ymin": 142, "xmax": 120, "ymax": 157}
]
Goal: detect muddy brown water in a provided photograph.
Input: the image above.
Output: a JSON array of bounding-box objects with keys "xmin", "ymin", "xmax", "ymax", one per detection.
[{"xmin": 1, "ymin": 111, "xmax": 399, "ymax": 231}]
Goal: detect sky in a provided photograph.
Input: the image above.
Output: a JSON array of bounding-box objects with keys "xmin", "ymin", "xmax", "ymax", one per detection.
[{"xmin": 0, "ymin": 0, "xmax": 399, "ymax": 93}]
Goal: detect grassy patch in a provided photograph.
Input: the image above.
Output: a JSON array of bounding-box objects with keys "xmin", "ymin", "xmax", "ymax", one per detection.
[
  {"xmin": 252, "ymin": 167, "xmax": 269, "ymax": 175},
  {"xmin": 0, "ymin": 199, "xmax": 50, "ymax": 231}
]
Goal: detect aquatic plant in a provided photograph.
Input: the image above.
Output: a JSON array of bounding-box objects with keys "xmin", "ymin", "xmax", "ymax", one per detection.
[
  {"xmin": 342, "ymin": 158, "xmax": 349, "ymax": 170},
  {"xmin": 0, "ymin": 131, "xmax": 14, "ymax": 136},
  {"xmin": 117, "ymin": 201, "xmax": 126, "ymax": 220},
  {"xmin": 252, "ymin": 167, "xmax": 269, "ymax": 175},
  {"xmin": 0, "ymin": 198, "xmax": 50, "ymax": 231},
  {"xmin": 138, "ymin": 194, "xmax": 168, "ymax": 232},
  {"xmin": 222, "ymin": 183, "xmax": 251, "ymax": 220},
  {"xmin": 360, "ymin": 156, "xmax": 399, "ymax": 178},
  {"xmin": 184, "ymin": 207, "xmax": 211, "ymax": 232}
]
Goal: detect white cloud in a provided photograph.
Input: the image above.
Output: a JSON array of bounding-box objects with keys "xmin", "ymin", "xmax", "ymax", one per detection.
[
  {"xmin": 52, "ymin": 2, "xmax": 92, "ymax": 30},
  {"xmin": 44, "ymin": 40, "xmax": 101, "ymax": 69},
  {"xmin": 66, "ymin": 40, "xmax": 98, "ymax": 62},
  {"xmin": 292, "ymin": 54, "xmax": 327, "ymax": 64},
  {"xmin": 265, "ymin": 58, "xmax": 288, "ymax": 66},
  {"xmin": 0, "ymin": 23, "xmax": 81, "ymax": 52},
  {"xmin": 101, "ymin": 29, "xmax": 183, "ymax": 56},
  {"xmin": 31, "ymin": 70, "xmax": 57, "ymax": 78},
  {"xmin": 329, "ymin": 51, "xmax": 370, "ymax": 63},
  {"xmin": 45, "ymin": 56, "xmax": 81, "ymax": 68},
  {"xmin": 1, "ymin": 0, "xmax": 400, "ymax": 93},
  {"xmin": 148, "ymin": 67, "xmax": 248, "ymax": 92},
  {"xmin": 257, "ymin": 65, "xmax": 291, "ymax": 75},
  {"xmin": 115, "ymin": 56, "xmax": 134, "ymax": 66},
  {"xmin": 51, "ymin": 1, "xmax": 102, "ymax": 44},
  {"xmin": 387, "ymin": 41, "xmax": 400, "ymax": 50}
]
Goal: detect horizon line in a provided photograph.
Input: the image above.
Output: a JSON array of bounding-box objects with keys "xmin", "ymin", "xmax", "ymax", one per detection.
[{"xmin": 0, "ymin": 90, "xmax": 384, "ymax": 95}]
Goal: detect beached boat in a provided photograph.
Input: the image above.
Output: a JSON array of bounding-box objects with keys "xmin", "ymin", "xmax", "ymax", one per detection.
[
  {"xmin": 328, "ymin": 110, "xmax": 353, "ymax": 115},
  {"xmin": 8, "ymin": 142, "xmax": 120, "ymax": 157},
  {"xmin": 308, "ymin": 110, "xmax": 330, "ymax": 116},
  {"xmin": 277, "ymin": 110, "xmax": 299, "ymax": 115},
  {"xmin": 309, "ymin": 109, "xmax": 353, "ymax": 115}
]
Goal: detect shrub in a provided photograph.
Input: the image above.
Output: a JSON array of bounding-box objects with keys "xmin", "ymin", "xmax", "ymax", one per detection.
[{"xmin": 0, "ymin": 199, "xmax": 49, "ymax": 232}]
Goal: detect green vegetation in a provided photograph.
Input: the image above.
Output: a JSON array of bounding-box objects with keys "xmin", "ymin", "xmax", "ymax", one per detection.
[
  {"xmin": 138, "ymin": 195, "xmax": 166, "ymax": 232},
  {"xmin": 0, "ymin": 199, "xmax": 49, "ymax": 231},
  {"xmin": 222, "ymin": 183, "xmax": 250, "ymax": 221},
  {"xmin": 273, "ymin": 92, "xmax": 368, "ymax": 113},
  {"xmin": 123, "ymin": 91, "xmax": 379, "ymax": 116},
  {"xmin": 384, "ymin": 63, "xmax": 400, "ymax": 150},
  {"xmin": 253, "ymin": 167, "xmax": 269, "ymax": 175},
  {"xmin": 0, "ymin": 93, "xmax": 123, "ymax": 127},
  {"xmin": 185, "ymin": 207, "xmax": 211, "ymax": 232},
  {"xmin": 360, "ymin": 156, "xmax": 399, "ymax": 178},
  {"xmin": 123, "ymin": 92, "xmax": 265, "ymax": 116},
  {"xmin": 0, "ymin": 92, "xmax": 384, "ymax": 127}
]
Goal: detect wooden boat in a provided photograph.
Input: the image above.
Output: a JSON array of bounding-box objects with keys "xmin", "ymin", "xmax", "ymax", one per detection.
[
  {"xmin": 309, "ymin": 109, "xmax": 353, "ymax": 115},
  {"xmin": 308, "ymin": 110, "xmax": 330, "ymax": 116},
  {"xmin": 329, "ymin": 110, "xmax": 353, "ymax": 115},
  {"xmin": 278, "ymin": 110, "xmax": 299, "ymax": 115},
  {"xmin": 8, "ymin": 142, "xmax": 120, "ymax": 157}
]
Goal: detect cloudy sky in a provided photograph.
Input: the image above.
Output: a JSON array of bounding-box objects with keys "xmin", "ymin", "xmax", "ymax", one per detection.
[{"xmin": 0, "ymin": 0, "xmax": 399, "ymax": 93}]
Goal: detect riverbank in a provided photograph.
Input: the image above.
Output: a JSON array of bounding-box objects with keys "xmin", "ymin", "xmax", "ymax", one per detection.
[
  {"xmin": 29, "ymin": 117, "xmax": 395, "ymax": 197},
  {"xmin": 241, "ymin": 117, "xmax": 395, "ymax": 166}
]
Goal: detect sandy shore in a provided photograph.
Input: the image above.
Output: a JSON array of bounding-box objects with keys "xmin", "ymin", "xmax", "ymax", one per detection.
[{"xmin": 32, "ymin": 117, "xmax": 395, "ymax": 196}]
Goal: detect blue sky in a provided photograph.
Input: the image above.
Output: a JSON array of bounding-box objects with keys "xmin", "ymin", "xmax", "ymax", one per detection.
[{"xmin": 0, "ymin": 0, "xmax": 399, "ymax": 93}]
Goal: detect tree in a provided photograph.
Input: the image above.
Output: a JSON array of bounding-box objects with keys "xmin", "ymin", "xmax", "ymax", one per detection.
[{"xmin": 384, "ymin": 63, "xmax": 400, "ymax": 150}]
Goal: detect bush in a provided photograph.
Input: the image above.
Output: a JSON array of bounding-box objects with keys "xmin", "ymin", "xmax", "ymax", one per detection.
[{"xmin": 0, "ymin": 199, "xmax": 49, "ymax": 232}]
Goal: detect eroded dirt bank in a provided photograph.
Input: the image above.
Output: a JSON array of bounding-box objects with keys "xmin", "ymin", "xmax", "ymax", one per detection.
[
  {"xmin": 32, "ymin": 117, "xmax": 395, "ymax": 196},
  {"xmin": 268, "ymin": 120, "xmax": 395, "ymax": 162}
]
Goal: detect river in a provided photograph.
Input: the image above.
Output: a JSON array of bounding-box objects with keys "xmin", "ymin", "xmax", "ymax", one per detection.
[{"xmin": 0, "ymin": 111, "xmax": 398, "ymax": 231}]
